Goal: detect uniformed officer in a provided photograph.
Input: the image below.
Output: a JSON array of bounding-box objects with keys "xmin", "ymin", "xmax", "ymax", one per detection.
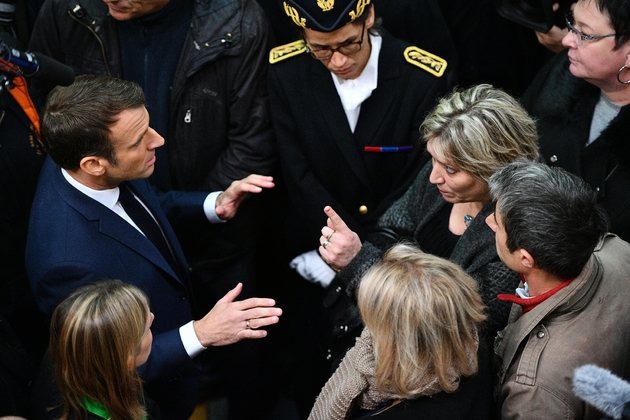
[{"xmin": 266, "ymin": 0, "xmax": 454, "ymax": 416}]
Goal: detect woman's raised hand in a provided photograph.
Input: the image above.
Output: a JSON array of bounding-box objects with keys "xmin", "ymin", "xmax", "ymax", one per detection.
[{"xmin": 318, "ymin": 206, "xmax": 362, "ymax": 271}]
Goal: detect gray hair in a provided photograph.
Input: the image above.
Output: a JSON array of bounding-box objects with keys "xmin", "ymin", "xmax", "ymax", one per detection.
[{"xmin": 489, "ymin": 160, "xmax": 609, "ymax": 279}]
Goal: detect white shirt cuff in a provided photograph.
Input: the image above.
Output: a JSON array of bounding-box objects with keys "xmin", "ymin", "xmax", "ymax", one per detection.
[
  {"xmin": 204, "ymin": 191, "xmax": 226, "ymax": 224},
  {"xmin": 179, "ymin": 320, "xmax": 207, "ymax": 358}
]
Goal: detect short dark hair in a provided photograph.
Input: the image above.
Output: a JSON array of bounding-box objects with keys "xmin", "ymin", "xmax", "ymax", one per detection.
[
  {"xmin": 489, "ymin": 160, "xmax": 609, "ymax": 279},
  {"xmin": 41, "ymin": 75, "xmax": 145, "ymax": 170},
  {"xmin": 588, "ymin": 0, "xmax": 630, "ymax": 49}
]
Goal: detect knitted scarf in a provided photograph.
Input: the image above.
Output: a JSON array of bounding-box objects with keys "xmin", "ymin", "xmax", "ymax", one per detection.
[{"xmin": 308, "ymin": 327, "xmax": 478, "ymax": 420}]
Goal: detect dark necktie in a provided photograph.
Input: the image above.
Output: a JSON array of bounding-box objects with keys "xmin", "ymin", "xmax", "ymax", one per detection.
[{"xmin": 117, "ymin": 183, "xmax": 180, "ymax": 275}]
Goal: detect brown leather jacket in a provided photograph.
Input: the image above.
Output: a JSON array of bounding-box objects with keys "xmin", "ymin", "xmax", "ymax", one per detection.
[{"xmin": 495, "ymin": 234, "xmax": 630, "ymax": 419}]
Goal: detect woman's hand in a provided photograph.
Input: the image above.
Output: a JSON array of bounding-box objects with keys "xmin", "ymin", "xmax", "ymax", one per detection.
[{"xmin": 318, "ymin": 206, "xmax": 362, "ymax": 270}]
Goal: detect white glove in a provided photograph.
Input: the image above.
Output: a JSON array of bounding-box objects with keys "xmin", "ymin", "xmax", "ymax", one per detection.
[{"xmin": 290, "ymin": 249, "xmax": 336, "ymax": 288}]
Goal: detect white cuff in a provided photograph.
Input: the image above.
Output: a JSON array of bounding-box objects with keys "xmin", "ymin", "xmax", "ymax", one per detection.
[
  {"xmin": 179, "ymin": 320, "xmax": 207, "ymax": 358},
  {"xmin": 290, "ymin": 249, "xmax": 336, "ymax": 288},
  {"xmin": 204, "ymin": 191, "xmax": 226, "ymax": 224}
]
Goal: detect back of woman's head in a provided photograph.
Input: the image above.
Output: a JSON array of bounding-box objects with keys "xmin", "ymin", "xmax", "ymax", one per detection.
[
  {"xmin": 358, "ymin": 244, "xmax": 486, "ymax": 396},
  {"xmin": 420, "ymin": 84, "xmax": 539, "ymax": 182},
  {"xmin": 50, "ymin": 280, "xmax": 150, "ymax": 420}
]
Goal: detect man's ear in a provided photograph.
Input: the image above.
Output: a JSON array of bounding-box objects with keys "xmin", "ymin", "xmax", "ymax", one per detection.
[
  {"xmin": 519, "ymin": 248, "xmax": 536, "ymax": 269},
  {"xmin": 366, "ymin": 4, "xmax": 375, "ymax": 28},
  {"xmin": 79, "ymin": 156, "xmax": 107, "ymax": 177}
]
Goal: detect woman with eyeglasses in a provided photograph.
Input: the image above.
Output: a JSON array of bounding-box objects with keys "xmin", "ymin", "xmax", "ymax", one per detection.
[{"xmin": 521, "ymin": 0, "xmax": 630, "ymax": 242}]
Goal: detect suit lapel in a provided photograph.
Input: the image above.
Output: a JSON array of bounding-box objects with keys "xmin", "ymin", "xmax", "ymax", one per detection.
[{"xmin": 52, "ymin": 167, "xmax": 183, "ymax": 284}]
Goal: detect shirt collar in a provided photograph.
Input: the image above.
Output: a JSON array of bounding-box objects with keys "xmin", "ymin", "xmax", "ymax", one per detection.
[{"xmin": 61, "ymin": 168, "xmax": 120, "ymax": 210}]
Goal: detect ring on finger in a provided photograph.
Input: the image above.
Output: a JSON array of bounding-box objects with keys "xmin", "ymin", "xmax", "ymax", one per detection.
[
  {"xmin": 322, "ymin": 240, "xmax": 329, "ymax": 249},
  {"xmin": 326, "ymin": 230, "xmax": 335, "ymax": 241},
  {"xmin": 246, "ymin": 320, "xmax": 251, "ymax": 330}
]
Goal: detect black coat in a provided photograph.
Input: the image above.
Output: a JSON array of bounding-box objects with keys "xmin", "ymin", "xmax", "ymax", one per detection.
[
  {"xmin": 269, "ymin": 32, "xmax": 453, "ymax": 254},
  {"xmin": 522, "ymin": 51, "xmax": 630, "ymax": 242},
  {"xmin": 29, "ymin": 0, "xmax": 275, "ymax": 192}
]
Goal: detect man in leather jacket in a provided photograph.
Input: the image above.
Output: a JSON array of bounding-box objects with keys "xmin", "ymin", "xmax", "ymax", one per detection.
[{"xmin": 486, "ymin": 161, "xmax": 630, "ymax": 419}]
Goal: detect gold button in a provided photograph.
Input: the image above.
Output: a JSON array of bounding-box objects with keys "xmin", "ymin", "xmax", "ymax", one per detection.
[{"xmin": 359, "ymin": 205, "xmax": 368, "ymax": 215}]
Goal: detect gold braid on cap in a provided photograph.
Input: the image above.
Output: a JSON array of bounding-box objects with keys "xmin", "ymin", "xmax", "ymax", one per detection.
[
  {"xmin": 283, "ymin": 2, "xmax": 306, "ymax": 27},
  {"xmin": 317, "ymin": 0, "xmax": 334, "ymax": 12},
  {"xmin": 349, "ymin": 0, "xmax": 371, "ymax": 21}
]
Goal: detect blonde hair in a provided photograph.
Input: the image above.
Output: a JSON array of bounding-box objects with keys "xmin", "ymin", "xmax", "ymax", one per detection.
[
  {"xmin": 50, "ymin": 280, "xmax": 150, "ymax": 420},
  {"xmin": 421, "ymin": 84, "xmax": 539, "ymax": 182},
  {"xmin": 358, "ymin": 244, "xmax": 486, "ymax": 396}
]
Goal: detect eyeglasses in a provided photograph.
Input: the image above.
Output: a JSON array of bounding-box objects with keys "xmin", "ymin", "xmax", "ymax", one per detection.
[
  {"xmin": 305, "ymin": 22, "xmax": 365, "ymax": 60},
  {"xmin": 565, "ymin": 11, "xmax": 616, "ymax": 46}
]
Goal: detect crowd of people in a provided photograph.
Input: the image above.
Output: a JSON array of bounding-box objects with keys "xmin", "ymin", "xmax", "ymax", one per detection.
[{"xmin": 1, "ymin": 0, "xmax": 630, "ymax": 419}]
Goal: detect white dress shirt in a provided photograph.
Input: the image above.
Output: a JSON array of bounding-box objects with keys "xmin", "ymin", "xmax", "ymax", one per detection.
[{"xmin": 331, "ymin": 33, "xmax": 382, "ymax": 132}]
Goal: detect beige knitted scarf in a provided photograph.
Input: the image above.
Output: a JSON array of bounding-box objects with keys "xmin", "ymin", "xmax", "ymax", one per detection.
[{"xmin": 308, "ymin": 327, "xmax": 478, "ymax": 420}]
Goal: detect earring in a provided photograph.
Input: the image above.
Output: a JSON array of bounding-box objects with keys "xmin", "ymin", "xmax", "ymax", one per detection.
[{"xmin": 617, "ymin": 65, "xmax": 630, "ymax": 84}]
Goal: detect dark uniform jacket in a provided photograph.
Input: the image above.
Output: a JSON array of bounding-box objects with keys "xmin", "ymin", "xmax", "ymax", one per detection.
[
  {"xmin": 522, "ymin": 51, "xmax": 630, "ymax": 242},
  {"xmin": 269, "ymin": 31, "xmax": 452, "ymax": 255}
]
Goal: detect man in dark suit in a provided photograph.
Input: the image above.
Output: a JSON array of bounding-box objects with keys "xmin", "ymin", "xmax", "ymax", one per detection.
[
  {"xmin": 25, "ymin": 75, "xmax": 281, "ymax": 420},
  {"xmin": 266, "ymin": 0, "xmax": 453, "ymax": 415}
]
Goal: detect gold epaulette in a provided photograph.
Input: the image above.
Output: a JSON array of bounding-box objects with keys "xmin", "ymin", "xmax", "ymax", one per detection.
[
  {"xmin": 403, "ymin": 46, "xmax": 447, "ymax": 77},
  {"xmin": 269, "ymin": 40, "xmax": 306, "ymax": 64}
]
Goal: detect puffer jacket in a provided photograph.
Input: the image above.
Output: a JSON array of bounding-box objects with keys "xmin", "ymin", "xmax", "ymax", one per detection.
[{"xmin": 29, "ymin": 0, "xmax": 275, "ymax": 191}]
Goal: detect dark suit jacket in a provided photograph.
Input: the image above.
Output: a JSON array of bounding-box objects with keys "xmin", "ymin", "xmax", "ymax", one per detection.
[
  {"xmin": 269, "ymin": 32, "xmax": 453, "ymax": 254},
  {"xmin": 26, "ymin": 158, "xmax": 208, "ymax": 420}
]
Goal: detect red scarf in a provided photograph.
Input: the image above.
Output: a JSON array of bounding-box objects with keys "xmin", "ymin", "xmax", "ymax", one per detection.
[{"xmin": 497, "ymin": 277, "xmax": 574, "ymax": 315}]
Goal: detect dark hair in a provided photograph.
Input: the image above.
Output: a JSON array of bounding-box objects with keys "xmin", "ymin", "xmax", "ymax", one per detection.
[
  {"xmin": 489, "ymin": 160, "xmax": 609, "ymax": 279},
  {"xmin": 41, "ymin": 74, "xmax": 145, "ymax": 170},
  {"xmin": 353, "ymin": 4, "xmax": 382, "ymax": 35},
  {"xmin": 589, "ymin": 0, "xmax": 630, "ymax": 49}
]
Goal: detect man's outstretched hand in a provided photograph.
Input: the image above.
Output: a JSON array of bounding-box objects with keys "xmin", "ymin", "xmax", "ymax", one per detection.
[{"xmin": 215, "ymin": 175, "xmax": 274, "ymax": 220}]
